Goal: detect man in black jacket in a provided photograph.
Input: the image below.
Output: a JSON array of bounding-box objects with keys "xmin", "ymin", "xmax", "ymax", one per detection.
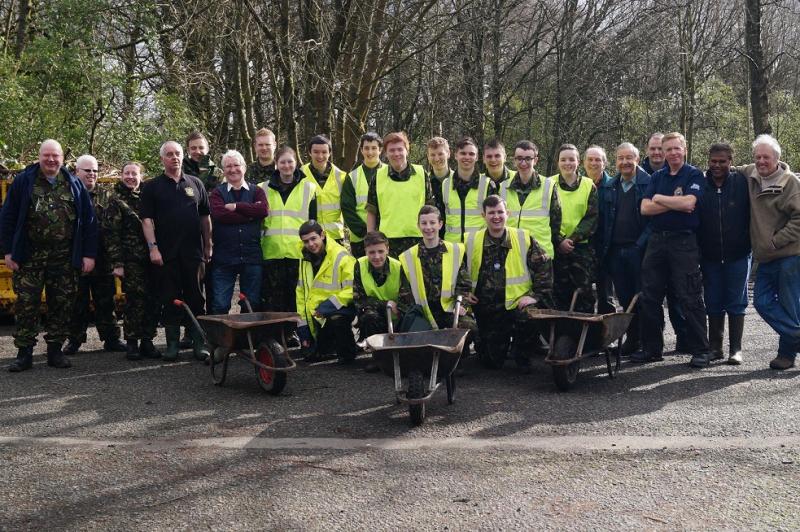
[{"xmin": 698, "ymin": 143, "xmax": 751, "ymax": 364}]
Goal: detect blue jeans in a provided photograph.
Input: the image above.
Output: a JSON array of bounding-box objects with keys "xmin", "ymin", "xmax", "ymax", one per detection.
[
  {"xmin": 701, "ymin": 254, "xmax": 751, "ymax": 315},
  {"xmin": 754, "ymin": 255, "xmax": 800, "ymax": 359},
  {"xmin": 210, "ymin": 263, "xmax": 263, "ymax": 315}
]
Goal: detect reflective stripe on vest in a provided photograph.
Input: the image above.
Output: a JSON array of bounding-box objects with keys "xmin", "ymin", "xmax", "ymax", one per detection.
[
  {"xmin": 441, "ymin": 174, "xmax": 490, "ymax": 243},
  {"xmin": 499, "ymin": 176, "xmax": 554, "ymax": 257},
  {"xmin": 302, "ymin": 163, "xmax": 345, "ymax": 239},
  {"xmin": 465, "ymin": 228, "xmax": 532, "ymax": 309},
  {"xmin": 399, "ymin": 241, "xmax": 463, "ymax": 329},
  {"xmin": 375, "ymin": 164, "xmax": 426, "ymax": 238},
  {"xmin": 297, "ymin": 239, "xmax": 354, "ymax": 337},
  {"xmin": 260, "ymin": 180, "xmax": 316, "ymax": 259},
  {"xmin": 558, "ymin": 176, "xmax": 593, "ymax": 238},
  {"xmin": 348, "ymin": 164, "xmax": 379, "ymax": 243},
  {"xmin": 356, "ymin": 256, "xmax": 401, "ymax": 301}
]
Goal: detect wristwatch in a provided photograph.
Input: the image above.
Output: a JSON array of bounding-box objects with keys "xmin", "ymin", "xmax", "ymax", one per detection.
[{"xmin": 148, "ymin": 242, "xmax": 158, "ymax": 249}]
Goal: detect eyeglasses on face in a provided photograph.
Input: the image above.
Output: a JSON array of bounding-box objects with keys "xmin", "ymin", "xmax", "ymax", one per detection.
[{"xmin": 514, "ymin": 157, "xmax": 535, "ymax": 163}]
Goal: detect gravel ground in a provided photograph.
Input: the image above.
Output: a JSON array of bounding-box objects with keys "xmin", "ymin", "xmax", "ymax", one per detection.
[{"xmin": 1, "ymin": 305, "xmax": 799, "ymax": 530}]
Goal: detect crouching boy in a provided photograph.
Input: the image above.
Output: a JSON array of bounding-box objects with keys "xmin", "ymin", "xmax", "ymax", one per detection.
[{"xmin": 296, "ymin": 220, "xmax": 358, "ymax": 363}]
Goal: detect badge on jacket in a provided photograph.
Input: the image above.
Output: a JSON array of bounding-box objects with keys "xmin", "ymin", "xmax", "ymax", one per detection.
[
  {"xmin": 185, "ymin": 187, "xmax": 195, "ymax": 197},
  {"xmin": 674, "ymin": 186, "xmax": 683, "ymax": 196}
]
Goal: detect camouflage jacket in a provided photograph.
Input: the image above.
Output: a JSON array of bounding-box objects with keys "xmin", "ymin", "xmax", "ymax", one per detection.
[
  {"xmin": 245, "ymin": 160, "xmax": 275, "ymax": 186},
  {"xmin": 183, "ymin": 155, "xmax": 222, "ymax": 192},
  {"xmin": 105, "ymin": 181, "xmax": 148, "ymax": 266},
  {"xmin": 88, "ymin": 185, "xmax": 118, "ymax": 274}
]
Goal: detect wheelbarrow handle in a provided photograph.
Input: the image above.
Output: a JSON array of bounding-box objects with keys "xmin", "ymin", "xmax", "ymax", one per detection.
[
  {"xmin": 238, "ymin": 292, "xmax": 255, "ymax": 313},
  {"xmin": 452, "ymin": 295, "xmax": 463, "ymax": 329},
  {"xmin": 173, "ymin": 299, "xmax": 208, "ymax": 345},
  {"xmin": 625, "ymin": 292, "xmax": 641, "ymax": 314},
  {"xmin": 569, "ymin": 289, "xmax": 582, "ymax": 312},
  {"xmin": 386, "ymin": 302, "xmax": 394, "ymax": 335}
]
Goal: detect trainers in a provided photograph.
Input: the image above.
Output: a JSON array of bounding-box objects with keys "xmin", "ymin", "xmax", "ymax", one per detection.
[
  {"xmin": 689, "ymin": 352, "xmax": 712, "ymax": 368},
  {"xmin": 630, "ymin": 350, "xmax": 663, "ymax": 364},
  {"xmin": 727, "ymin": 352, "xmax": 743, "ymax": 365},
  {"xmin": 769, "ymin": 356, "xmax": 795, "ymax": 370}
]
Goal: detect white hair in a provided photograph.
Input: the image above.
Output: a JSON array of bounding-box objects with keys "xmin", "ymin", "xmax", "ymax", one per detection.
[
  {"xmin": 159, "ymin": 140, "xmax": 182, "ymax": 158},
  {"xmin": 221, "ymin": 149, "xmax": 246, "ymax": 169},
  {"xmin": 616, "ymin": 142, "xmax": 640, "ymax": 159},
  {"xmin": 39, "ymin": 139, "xmax": 63, "ymax": 155},
  {"xmin": 585, "ymin": 145, "xmax": 607, "ymax": 164},
  {"xmin": 75, "ymin": 154, "xmax": 98, "ymax": 169},
  {"xmin": 752, "ymin": 134, "xmax": 781, "ymax": 159}
]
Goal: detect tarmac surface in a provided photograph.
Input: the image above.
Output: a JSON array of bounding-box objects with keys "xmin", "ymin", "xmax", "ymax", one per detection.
[{"xmin": 1, "ymin": 305, "xmax": 799, "ymax": 530}]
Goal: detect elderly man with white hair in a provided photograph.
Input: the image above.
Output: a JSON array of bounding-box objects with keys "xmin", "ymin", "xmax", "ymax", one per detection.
[
  {"xmin": 0, "ymin": 139, "xmax": 98, "ymax": 372},
  {"xmin": 740, "ymin": 134, "xmax": 800, "ymax": 370},
  {"xmin": 208, "ymin": 149, "xmax": 268, "ymax": 314}
]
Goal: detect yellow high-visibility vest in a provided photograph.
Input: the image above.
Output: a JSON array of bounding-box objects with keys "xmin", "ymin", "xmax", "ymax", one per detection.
[
  {"xmin": 557, "ymin": 175, "xmax": 593, "ymax": 239},
  {"xmin": 259, "ymin": 179, "xmax": 317, "ymax": 259},
  {"xmin": 296, "ymin": 238, "xmax": 355, "ymax": 337},
  {"xmin": 442, "ymin": 174, "xmax": 491, "ymax": 243},
  {"xmin": 302, "ymin": 163, "xmax": 345, "ymax": 240},
  {"xmin": 348, "ymin": 163, "xmax": 382, "ymax": 243},
  {"xmin": 465, "ymin": 228, "xmax": 533, "ymax": 310},
  {"xmin": 375, "ymin": 164, "xmax": 427, "ymax": 238},
  {"xmin": 499, "ymin": 176, "xmax": 555, "ymax": 257},
  {"xmin": 399, "ymin": 241, "xmax": 464, "ymax": 329},
  {"xmin": 356, "ymin": 256, "xmax": 401, "ymax": 301}
]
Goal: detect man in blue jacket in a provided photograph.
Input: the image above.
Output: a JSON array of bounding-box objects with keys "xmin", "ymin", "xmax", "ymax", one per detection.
[
  {"xmin": 597, "ymin": 142, "xmax": 651, "ymax": 354},
  {"xmin": 1, "ymin": 139, "xmax": 98, "ymax": 372}
]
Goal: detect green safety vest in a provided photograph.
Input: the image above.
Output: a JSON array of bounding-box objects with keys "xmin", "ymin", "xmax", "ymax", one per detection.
[
  {"xmin": 296, "ymin": 238, "xmax": 355, "ymax": 337},
  {"xmin": 399, "ymin": 241, "xmax": 464, "ymax": 329},
  {"xmin": 557, "ymin": 175, "xmax": 593, "ymax": 239},
  {"xmin": 499, "ymin": 176, "xmax": 555, "ymax": 257},
  {"xmin": 442, "ymin": 174, "xmax": 491, "ymax": 243},
  {"xmin": 259, "ymin": 179, "xmax": 317, "ymax": 259},
  {"xmin": 348, "ymin": 163, "xmax": 382, "ymax": 243},
  {"xmin": 466, "ymin": 228, "xmax": 533, "ymax": 310},
  {"xmin": 356, "ymin": 256, "xmax": 401, "ymax": 301},
  {"xmin": 375, "ymin": 164, "xmax": 427, "ymax": 238},
  {"xmin": 302, "ymin": 163, "xmax": 345, "ymax": 240}
]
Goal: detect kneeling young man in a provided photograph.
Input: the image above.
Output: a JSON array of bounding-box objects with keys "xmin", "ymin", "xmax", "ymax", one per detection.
[
  {"xmin": 296, "ymin": 220, "xmax": 357, "ymax": 363},
  {"xmin": 466, "ymin": 195, "xmax": 553, "ymax": 373}
]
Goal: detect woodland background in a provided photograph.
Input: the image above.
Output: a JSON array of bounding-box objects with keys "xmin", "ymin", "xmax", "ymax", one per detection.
[{"xmin": 0, "ymin": 0, "xmax": 796, "ymax": 174}]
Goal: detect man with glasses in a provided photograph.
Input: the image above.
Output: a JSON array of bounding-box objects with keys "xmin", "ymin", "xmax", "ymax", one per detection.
[
  {"xmin": 64, "ymin": 155, "xmax": 127, "ymax": 357},
  {"xmin": 2, "ymin": 139, "xmax": 97, "ymax": 372}
]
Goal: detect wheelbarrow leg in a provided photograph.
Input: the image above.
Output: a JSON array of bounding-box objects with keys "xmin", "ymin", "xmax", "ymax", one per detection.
[
  {"xmin": 446, "ymin": 373, "xmax": 456, "ymax": 405},
  {"xmin": 393, "ymin": 351, "xmax": 402, "ymax": 404}
]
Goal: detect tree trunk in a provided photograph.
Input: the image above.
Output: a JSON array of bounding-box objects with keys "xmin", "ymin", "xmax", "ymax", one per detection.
[
  {"xmin": 745, "ymin": 0, "xmax": 771, "ymax": 135},
  {"xmin": 14, "ymin": 0, "xmax": 30, "ymax": 58}
]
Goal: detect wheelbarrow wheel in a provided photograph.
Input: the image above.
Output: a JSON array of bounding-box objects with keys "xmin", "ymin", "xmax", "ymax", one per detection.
[
  {"xmin": 407, "ymin": 370, "xmax": 426, "ymax": 426},
  {"xmin": 210, "ymin": 346, "xmax": 230, "ymax": 385},
  {"xmin": 552, "ymin": 335, "xmax": 580, "ymax": 392},
  {"xmin": 255, "ymin": 338, "xmax": 288, "ymax": 395}
]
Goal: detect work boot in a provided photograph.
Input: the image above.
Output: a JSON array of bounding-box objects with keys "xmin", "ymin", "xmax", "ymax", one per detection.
[
  {"xmin": 139, "ymin": 338, "xmax": 162, "ymax": 359},
  {"xmin": 728, "ymin": 314, "xmax": 744, "ymax": 365},
  {"xmin": 125, "ymin": 339, "xmax": 141, "ymax": 361},
  {"xmin": 163, "ymin": 326, "xmax": 181, "ymax": 362},
  {"xmin": 689, "ymin": 351, "xmax": 712, "ymax": 368},
  {"xmin": 62, "ymin": 338, "xmax": 82, "ymax": 356},
  {"xmin": 769, "ymin": 356, "xmax": 795, "ymax": 370},
  {"xmin": 190, "ymin": 329, "xmax": 210, "ymax": 361},
  {"xmin": 8, "ymin": 346, "xmax": 34, "ymax": 372},
  {"xmin": 179, "ymin": 328, "xmax": 193, "ymax": 349},
  {"xmin": 104, "ymin": 338, "xmax": 128, "ymax": 352},
  {"xmin": 708, "ymin": 314, "xmax": 725, "ymax": 361},
  {"xmin": 46, "ymin": 342, "xmax": 72, "ymax": 369}
]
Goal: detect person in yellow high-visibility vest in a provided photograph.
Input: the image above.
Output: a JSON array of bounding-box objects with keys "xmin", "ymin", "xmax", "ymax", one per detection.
[
  {"xmin": 500, "ymin": 140, "xmax": 561, "ymax": 259},
  {"xmin": 482, "ymin": 138, "xmax": 516, "ymax": 186},
  {"xmin": 464, "ymin": 195, "xmax": 553, "ymax": 373},
  {"xmin": 553, "ymin": 143, "xmax": 598, "ymax": 313},
  {"xmin": 341, "ymin": 132, "xmax": 384, "ymax": 258},
  {"xmin": 397, "ymin": 205, "xmax": 476, "ymax": 334},
  {"xmin": 301, "ymin": 135, "xmax": 346, "ymax": 242},
  {"xmin": 259, "ymin": 146, "xmax": 317, "ymax": 312},
  {"xmin": 439, "ymin": 137, "xmax": 495, "ymax": 243},
  {"xmin": 366, "ymin": 131, "xmax": 435, "ymax": 258},
  {"xmin": 296, "ymin": 220, "xmax": 357, "ymax": 364}
]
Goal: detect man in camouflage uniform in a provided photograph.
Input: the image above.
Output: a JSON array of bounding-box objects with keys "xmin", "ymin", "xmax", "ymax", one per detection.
[
  {"xmin": 106, "ymin": 162, "xmax": 161, "ymax": 360},
  {"xmin": 1, "ymin": 139, "xmax": 98, "ymax": 371},
  {"xmin": 465, "ymin": 195, "xmax": 554, "ymax": 373},
  {"xmin": 245, "ymin": 128, "xmax": 277, "ymax": 185},
  {"xmin": 63, "ymin": 155, "xmax": 127, "ymax": 356},
  {"xmin": 182, "ymin": 131, "xmax": 223, "ymax": 192}
]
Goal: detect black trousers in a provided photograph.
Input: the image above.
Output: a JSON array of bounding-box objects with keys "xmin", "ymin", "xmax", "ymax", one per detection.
[
  {"xmin": 156, "ymin": 256, "xmax": 204, "ymax": 327},
  {"xmin": 640, "ymin": 232, "xmax": 709, "ymax": 356}
]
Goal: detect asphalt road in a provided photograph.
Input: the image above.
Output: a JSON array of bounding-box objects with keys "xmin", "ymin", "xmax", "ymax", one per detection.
[{"xmin": 1, "ymin": 306, "xmax": 798, "ymax": 531}]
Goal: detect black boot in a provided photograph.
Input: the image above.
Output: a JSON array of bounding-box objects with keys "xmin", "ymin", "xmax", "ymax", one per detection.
[
  {"xmin": 708, "ymin": 314, "xmax": 725, "ymax": 361},
  {"xmin": 47, "ymin": 342, "xmax": 72, "ymax": 369},
  {"xmin": 63, "ymin": 338, "xmax": 82, "ymax": 356},
  {"xmin": 728, "ymin": 314, "xmax": 744, "ymax": 365},
  {"xmin": 126, "ymin": 339, "xmax": 141, "ymax": 361},
  {"xmin": 104, "ymin": 338, "xmax": 128, "ymax": 352},
  {"xmin": 190, "ymin": 329, "xmax": 210, "ymax": 361},
  {"xmin": 139, "ymin": 338, "xmax": 162, "ymax": 359},
  {"xmin": 179, "ymin": 327, "xmax": 193, "ymax": 349},
  {"xmin": 8, "ymin": 346, "xmax": 34, "ymax": 372}
]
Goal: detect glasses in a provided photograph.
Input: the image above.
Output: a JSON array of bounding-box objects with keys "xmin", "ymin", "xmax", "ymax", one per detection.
[
  {"xmin": 80, "ymin": 168, "xmax": 99, "ymax": 173},
  {"xmin": 514, "ymin": 157, "xmax": 535, "ymax": 163}
]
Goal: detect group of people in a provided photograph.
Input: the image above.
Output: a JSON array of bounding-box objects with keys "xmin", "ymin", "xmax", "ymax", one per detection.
[{"xmin": 2, "ymin": 128, "xmax": 799, "ymax": 376}]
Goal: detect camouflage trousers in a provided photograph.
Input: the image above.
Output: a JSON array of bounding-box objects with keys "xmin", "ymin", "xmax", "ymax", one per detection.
[
  {"xmin": 262, "ymin": 258, "xmax": 298, "ymax": 312},
  {"xmin": 69, "ymin": 272, "xmax": 120, "ymax": 343},
  {"xmin": 121, "ymin": 260, "xmax": 158, "ymax": 340},
  {"xmin": 12, "ymin": 253, "xmax": 79, "ymax": 348},
  {"xmin": 554, "ymin": 244, "xmax": 597, "ymax": 314},
  {"xmin": 474, "ymin": 304, "xmax": 540, "ymax": 368}
]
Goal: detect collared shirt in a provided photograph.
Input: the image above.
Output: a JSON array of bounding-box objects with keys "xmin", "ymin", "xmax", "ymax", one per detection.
[
  {"xmin": 227, "ymin": 181, "xmax": 250, "ymax": 192},
  {"xmin": 620, "ymin": 175, "xmax": 637, "ymax": 193},
  {"xmin": 644, "ymin": 163, "xmax": 704, "ymax": 231}
]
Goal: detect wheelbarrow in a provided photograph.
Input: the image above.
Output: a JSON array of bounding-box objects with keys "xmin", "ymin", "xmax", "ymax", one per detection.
[
  {"xmin": 525, "ymin": 291, "xmax": 639, "ymax": 392},
  {"xmin": 366, "ymin": 297, "xmax": 469, "ymax": 426},
  {"xmin": 175, "ymin": 294, "xmax": 301, "ymax": 395}
]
